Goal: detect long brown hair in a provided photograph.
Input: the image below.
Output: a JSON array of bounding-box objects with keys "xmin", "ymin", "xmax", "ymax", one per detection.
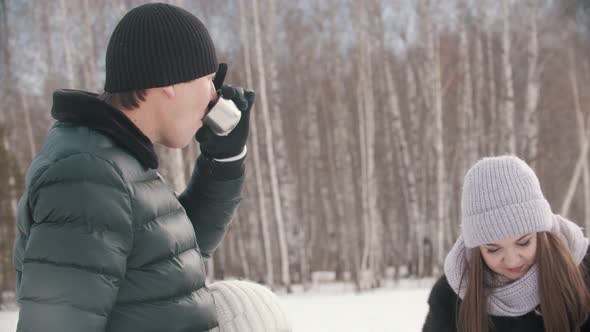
[{"xmin": 457, "ymin": 232, "xmax": 590, "ymax": 332}]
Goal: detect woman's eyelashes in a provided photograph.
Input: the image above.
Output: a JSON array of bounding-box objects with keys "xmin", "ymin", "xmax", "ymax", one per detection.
[
  {"xmin": 516, "ymin": 239, "xmax": 531, "ymax": 247},
  {"xmin": 485, "ymin": 247, "xmax": 500, "ymax": 254},
  {"xmin": 484, "ymin": 239, "xmax": 530, "ymax": 254}
]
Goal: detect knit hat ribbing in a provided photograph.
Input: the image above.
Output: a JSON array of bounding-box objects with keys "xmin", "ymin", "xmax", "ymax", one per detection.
[
  {"xmin": 461, "ymin": 155, "xmax": 554, "ymax": 248},
  {"xmin": 104, "ymin": 3, "xmax": 217, "ymax": 93}
]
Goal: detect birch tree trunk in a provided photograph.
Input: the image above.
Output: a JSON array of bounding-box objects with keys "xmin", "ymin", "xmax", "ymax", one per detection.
[
  {"xmin": 357, "ymin": 0, "xmax": 383, "ymax": 286},
  {"xmin": 385, "ymin": 62, "xmax": 425, "ymax": 276},
  {"xmin": 0, "ymin": 0, "xmax": 16, "ymax": 224},
  {"xmin": 58, "ymin": 0, "xmax": 76, "ymax": 88},
  {"xmin": 355, "ymin": 72, "xmax": 369, "ymax": 288},
  {"xmin": 252, "ymin": 0, "xmax": 290, "ymax": 289},
  {"xmin": 561, "ymin": 126, "xmax": 590, "ymax": 217},
  {"xmin": 474, "ymin": 5, "xmax": 486, "ymax": 157},
  {"xmin": 304, "ymin": 89, "xmax": 320, "ymax": 283},
  {"xmin": 20, "ymin": 90, "xmax": 36, "ymax": 160},
  {"xmin": 407, "ymin": 62, "xmax": 429, "ymax": 259},
  {"xmin": 0, "ymin": 133, "xmax": 7, "ymax": 299},
  {"xmin": 365, "ymin": 4, "xmax": 380, "ymax": 287},
  {"xmin": 563, "ymin": 43, "xmax": 590, "ymax": 221},
  {"xmin": 81, "ymin": 0, "xmax": 99, "ymax": 91},
  {"xmin": 239, "ymin": 0, "xmax": 273, "ymax": 286},
  {"xmin": 458, "ymin": 0, "xmax": 475, "ymax": 173},
  {"xmin": 423, "ymin": 2, "xmax": 447, "ymax": 271},
  {"xmin": 39, "ymin": 1, "xmax": 56, "ymax": 112},
  {"xmin": 501, "ymin": 0, "xmax": 516, "ymax": 154},
  {"xmin": 266, "ymin": 0, "xmax": 294, "ymax": 291},
  {"xmin": 486, "ymin": 28, "xmax": 497, "ymax": 155},
  {"xmin": 568, "ymin": 44, "xmax": 590, "ymax": 232},
  {"xmin": 406, "ymin": 63, "xmax": 424, "ymax": 273},
  {"xmin": 328, "ymin": 0, "xmax": 356, "ymax": 281},
  {"xmin": 561, "ymin": 45, "xmax": 590, "ymax": 218},
  {"xmin": 2, "ymin": 0, "xmax": 35, "ymax": 166},
  {"xmin": 583, "ymin": 63, "xmax": 590, "ymax": 234},
  {"xmin": 352, "ymin": 15, "xmax": 367, "ymax": 286},
  {"xmin": 521, "ymin": 0, "xmax": 540, "ymax": 167}
]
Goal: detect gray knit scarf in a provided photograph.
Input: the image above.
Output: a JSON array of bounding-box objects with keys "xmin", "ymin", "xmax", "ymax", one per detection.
[{"xmin": 444, "ymin": 214, "xmax": 589, "ymax": 317}]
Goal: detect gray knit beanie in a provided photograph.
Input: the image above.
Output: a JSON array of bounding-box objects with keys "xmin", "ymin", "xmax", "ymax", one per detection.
[
  {"xmin": 209, "ymin": 280, "xmax": 292, "ymax": 332},
  {"xmin": 461, "ymin": 155, "xmax": 554, "ymax": 248}
]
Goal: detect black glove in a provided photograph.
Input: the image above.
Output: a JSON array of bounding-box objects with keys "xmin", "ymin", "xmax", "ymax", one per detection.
[
  {"xmin": 213, "ymin": 63, "xmax": 228, "ymax": 91},
  {"xmin": 196, "ymin": 84, "xmax": 256, "ymax": 159}
]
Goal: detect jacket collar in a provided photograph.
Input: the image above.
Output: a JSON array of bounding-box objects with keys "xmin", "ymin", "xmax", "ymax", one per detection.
[{"xmin": 51, "ymin": 89, "xmax": 158, "ymax": 169}]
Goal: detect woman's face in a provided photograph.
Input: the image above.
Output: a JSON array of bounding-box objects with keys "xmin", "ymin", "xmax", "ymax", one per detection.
[{"xmin": 480, "ymin": 233, "xmax": 538, "ymax": 281}]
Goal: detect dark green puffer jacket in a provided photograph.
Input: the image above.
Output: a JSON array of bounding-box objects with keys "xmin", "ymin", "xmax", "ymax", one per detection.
[{"xmin": 13, "ymin": 90, "xmax": 245, "ymax": 332}]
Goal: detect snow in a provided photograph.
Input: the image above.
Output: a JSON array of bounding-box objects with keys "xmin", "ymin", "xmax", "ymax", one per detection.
[
  {"xmin": 0, "ymin": 279, "xmax": 434, "ymax": 332},
  {"xmin": 280, "ymin": 280, "xmax": 433, "ymax": 332},
  {"xmin": 0, "ymin": 311, "xmax": 17, "ymax": 332}
]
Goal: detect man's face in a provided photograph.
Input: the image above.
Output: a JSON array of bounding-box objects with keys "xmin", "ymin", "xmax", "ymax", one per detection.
[{"xmin": 157, "ymin": 73, "xmax": 216, "ymax": 148}]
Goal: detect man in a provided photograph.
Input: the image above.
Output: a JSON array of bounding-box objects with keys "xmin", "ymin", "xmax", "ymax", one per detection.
[{"xmin": 13, "ymin": 3, "xmax": 259, "ymax": 331}]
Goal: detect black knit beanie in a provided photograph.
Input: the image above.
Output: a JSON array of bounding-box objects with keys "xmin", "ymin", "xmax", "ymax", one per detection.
[{"xmin": 104, "ymin": 3, "xmax": 218, "ymax": 93}]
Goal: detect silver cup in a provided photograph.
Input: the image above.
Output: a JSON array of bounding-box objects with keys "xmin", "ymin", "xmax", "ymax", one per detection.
[{"xmin": 203, "ymin": 97, "xmax": 242, "ymax": 136}]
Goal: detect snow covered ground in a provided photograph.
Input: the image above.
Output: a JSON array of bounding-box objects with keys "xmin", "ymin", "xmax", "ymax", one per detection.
[
  {"xmin": 0, "ymin": 279, "xmax": 434, "ymax": 332},
  {"xmin": 0, "ymin": 311, "xmax": 17, "ymax": 332},
  {"xmin": 281, "ymin": 279, "xmax": 433, "ymax": 332}
]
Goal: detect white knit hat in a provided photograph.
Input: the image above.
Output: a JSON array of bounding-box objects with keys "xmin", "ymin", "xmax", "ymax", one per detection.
[
  {"xmin": 209, "ymin": 280, "xmax": 292, "ymax": 332},
  {"xmin": 461, "ymin": 155, "xmax": 554, "ymax": 248}
]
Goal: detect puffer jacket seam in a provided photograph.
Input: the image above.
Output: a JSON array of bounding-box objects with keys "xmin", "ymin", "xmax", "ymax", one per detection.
[
  {"xmin": 134, "ymin": 207, "xmax": 185, "ymax": 231},
  {"xmin": 35, "ymin": 178, "xmax": 129, "ymax": 194},
  {"xmin": 30, "ymin": 219, "xmax": 122, "ymax": 234},
  {"xmin": 117, "ymin": 285, "xmax": 208, "ymax": 306},
  {"xmin": 18, "ymin": 298, "xmax": 108, "ymax": 318},
  {"xmin": 128, "ymin": 247, "xmax": 200, "ymax": 271},
  {"xmin": 22, "ymin": 258, "xmax": 122, "ymax": 279}
]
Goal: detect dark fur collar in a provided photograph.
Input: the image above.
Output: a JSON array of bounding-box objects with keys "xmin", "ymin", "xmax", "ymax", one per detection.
[{"xmin": 51, "ymin": 89, "xmax": 158, "ymax": 169}]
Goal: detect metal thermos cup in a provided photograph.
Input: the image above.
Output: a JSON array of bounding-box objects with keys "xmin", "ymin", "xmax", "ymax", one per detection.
[{"xmin": 203, "ymin": 96, "xmax": 242, "ymax": 136}]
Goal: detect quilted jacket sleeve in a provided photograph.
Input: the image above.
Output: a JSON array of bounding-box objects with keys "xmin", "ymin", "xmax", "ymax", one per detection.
[{"xmin": 178, "ymin": 155, "xmax": 244, "ymax": 258}]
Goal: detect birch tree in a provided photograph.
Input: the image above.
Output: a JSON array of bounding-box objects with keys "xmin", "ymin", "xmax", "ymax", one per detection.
[
  {"xmin": 485, "ymin": 17, "xmax": 498, "ymax": 155},
  {"xmin": 385, "ymin": 61, "xmax": 425, "ymax": 277},
  {"xmin": 420, "ymin": 0, "xmax": 448, "ymax": 271},
  {"xmin": 353, "ymin": 1, "xmax": 381, "ymax": 288},
  {"xmin": 521, "ymin": 0, "xmax": 541, "ymax": 167},
  {"xmin": 58, "ymin": 0, "xmax": 77, "ymax": 88},
  {"xmin": 252, "ymin": 0, "xmax": 290, "ymax": 289},
  {"xmin": 326, "ymin": 0, "xmax": 358, "ymax": 281},
  {"xmin": 473, "ymin": 4, "xmax": 486, "ymax": 157},
  {"xmin": 81, "ymin": 0, "xmax": 99, "ymax": 91},
  {"xmin": 500, "ymin": 0, "xmax": 516, "ymax": 154},
  {"xmin": 238, "ymin": 0, "xmax": 273, "ymax": 286},
  {"xmin": 562, "ymin": 41, "xmax": 590, "ymax": 220},
  {"xmin": 458, "ymin": 0, "xmax": 476, "ymax": 173}
]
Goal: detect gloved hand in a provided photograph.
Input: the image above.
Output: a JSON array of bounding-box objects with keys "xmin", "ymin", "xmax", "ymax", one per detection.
[{"xmin": 196, "ymin": 63, "xmax": 255, "ymax": 159}]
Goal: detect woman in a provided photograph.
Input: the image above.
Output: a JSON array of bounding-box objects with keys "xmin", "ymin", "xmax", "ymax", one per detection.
[{"xmin": 423, "ymin": 156, "xmax": 590, "ymax": 332}]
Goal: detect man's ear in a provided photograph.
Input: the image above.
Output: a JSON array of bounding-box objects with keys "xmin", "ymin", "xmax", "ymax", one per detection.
[{"xmin": 162, "ymin": 86, "xmax": 175, "ymax": 99}]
